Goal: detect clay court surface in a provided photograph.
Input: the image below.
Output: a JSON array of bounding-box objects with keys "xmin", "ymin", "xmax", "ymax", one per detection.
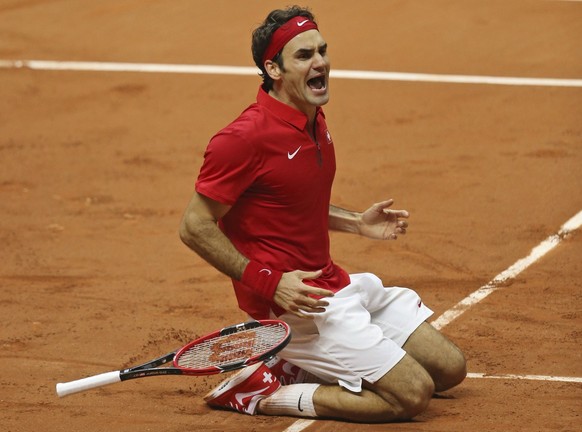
[{"xmin": 1, "ymin": 1, "xmax": 581, "ymax": 431}]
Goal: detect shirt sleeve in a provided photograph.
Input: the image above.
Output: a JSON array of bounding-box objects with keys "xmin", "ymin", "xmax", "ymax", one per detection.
[{"xmin": 195, "ymin": 130, "xmax": 259, "ymax": 206}]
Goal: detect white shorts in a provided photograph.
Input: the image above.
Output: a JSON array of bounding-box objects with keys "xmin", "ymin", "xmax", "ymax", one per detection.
[{"xmin": 277, "ymin": 273, "xmax": 433, "ymax": 392}]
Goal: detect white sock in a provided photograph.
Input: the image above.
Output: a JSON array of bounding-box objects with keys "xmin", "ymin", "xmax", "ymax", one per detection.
[{"xmin": 258, "ymin": 383, "xmax": 319, "ymax": 418}]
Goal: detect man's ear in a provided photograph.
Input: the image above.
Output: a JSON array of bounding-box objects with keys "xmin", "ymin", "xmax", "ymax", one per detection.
[{"xmin": 265, "ymin": 60, "xmax": 282, "ymax": 81}]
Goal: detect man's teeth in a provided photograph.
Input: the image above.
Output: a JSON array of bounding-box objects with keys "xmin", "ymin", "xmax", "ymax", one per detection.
[{"xmin": 308, "ymin": 77, "xmax": 325, "ymax": 90}]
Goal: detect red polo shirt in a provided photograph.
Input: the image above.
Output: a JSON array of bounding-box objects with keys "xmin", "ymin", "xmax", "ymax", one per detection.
[{"xmin": 196, "ymin": 86, "xmax": 350, "ymax": 319}]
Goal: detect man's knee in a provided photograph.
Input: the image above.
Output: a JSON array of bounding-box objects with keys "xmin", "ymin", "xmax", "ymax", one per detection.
[
  {"xmin": 370, "ymin": 355, "xmax": 435, "ymax": 421},
  {"xmin": 434, "ymin": 344, "xmax": 467, "ymax": 392},
  {"xmin": 394, "ymin": 372, "xmax": 434, "ymax": 420},
  {"xmin": 403, "ymin": 322, "xmax": 467, "ymax": 392},
  {"xmin": 446, "ymin": 351, "xmax": 467, "ymax": 390}
]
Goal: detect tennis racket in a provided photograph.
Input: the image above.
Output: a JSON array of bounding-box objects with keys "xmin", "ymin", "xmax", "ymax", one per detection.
[{"xmin": 56, "ymin": 319, "xmax": 290, "ymax": 398}]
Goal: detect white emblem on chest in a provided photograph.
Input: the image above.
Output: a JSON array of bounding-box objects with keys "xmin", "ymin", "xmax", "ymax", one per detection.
[{"xmin": 287, "ymin": 146, "xmax": 302, "ymax": 159}]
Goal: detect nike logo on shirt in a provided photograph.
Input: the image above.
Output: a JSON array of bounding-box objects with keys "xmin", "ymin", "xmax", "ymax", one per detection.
[{"xmin": 288, "ymin": 146, "xmax": 301, "ymax": 159}]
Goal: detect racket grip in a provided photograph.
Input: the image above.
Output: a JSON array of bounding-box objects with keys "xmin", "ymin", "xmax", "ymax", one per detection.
[{"xmin": 56, "ymin": 371, "xmax": 121, "ymax": 397}]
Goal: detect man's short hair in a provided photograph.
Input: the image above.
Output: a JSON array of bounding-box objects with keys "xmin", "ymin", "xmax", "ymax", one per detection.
[{"xmin": 251, "ymin": 6, "xmax": 316, "ymax": 91}]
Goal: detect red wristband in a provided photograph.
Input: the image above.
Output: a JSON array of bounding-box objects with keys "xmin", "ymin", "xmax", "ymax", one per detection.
[{"xmin": 241, "ymin": 261, "xmax": 283, "ymax": 300}]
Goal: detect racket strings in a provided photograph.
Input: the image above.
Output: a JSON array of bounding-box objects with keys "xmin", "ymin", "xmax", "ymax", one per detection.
[{"xmin": 176, "ymin": 324, "xmax": 287, "ymax": 369}]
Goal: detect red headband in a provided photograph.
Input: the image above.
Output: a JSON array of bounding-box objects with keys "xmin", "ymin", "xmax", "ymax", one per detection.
[{"xmin": 262, "ymin": 16, "xmax": 318, "ymax": 64}]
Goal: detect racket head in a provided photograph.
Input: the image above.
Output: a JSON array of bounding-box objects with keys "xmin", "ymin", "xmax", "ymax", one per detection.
[{"xmin": 173, "ymin": 320, "xmax": 291, "ymax": 375}]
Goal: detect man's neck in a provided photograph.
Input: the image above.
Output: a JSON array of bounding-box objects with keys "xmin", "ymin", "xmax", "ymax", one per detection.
[{"xmin": 268, "ymin": 89, "xmax": 317, "ymax": 126}]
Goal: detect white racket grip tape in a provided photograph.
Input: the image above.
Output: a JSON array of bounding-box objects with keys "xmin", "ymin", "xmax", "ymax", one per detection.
[{"xmin": 56, "ymin": 371, "xmax": 121, "ymax": 397}]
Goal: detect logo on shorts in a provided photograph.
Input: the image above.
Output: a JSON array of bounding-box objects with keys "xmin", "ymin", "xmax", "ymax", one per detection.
[{"xmin": 418, "ymin": 300, "xmax": 422, "ymax": 308}]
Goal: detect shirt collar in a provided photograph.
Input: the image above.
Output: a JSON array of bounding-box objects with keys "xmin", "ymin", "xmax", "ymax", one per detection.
[{"xmin": 256, "ymin": 86, "xmax": 324, "ymax": 131}]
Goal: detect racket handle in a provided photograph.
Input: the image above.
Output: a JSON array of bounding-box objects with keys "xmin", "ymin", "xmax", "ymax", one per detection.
[{"xmin": 56, "ymin": 371, "xmax": 121, "ymax": 397}]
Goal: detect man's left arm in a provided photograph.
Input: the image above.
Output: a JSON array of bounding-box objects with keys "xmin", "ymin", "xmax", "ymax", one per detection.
[{"xmin": 328, "ymin": 199, "xmax": 409, "ymax": 240}]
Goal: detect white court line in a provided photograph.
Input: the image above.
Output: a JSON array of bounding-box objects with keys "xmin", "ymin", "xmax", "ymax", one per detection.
[
  {"xmin": 283, "ymin": 420, "xmax": 316, "ymax": 432},
  {"xmin": 467, "ymin": 373, "xmax": 582, "ymax": 384},
  {"xmin": 1, "ymin": 59, "xmax": 582, "ymax": 87},
  {"xmin": 432, "ymin": 209, "xmax": 582, "ymax": 330}
]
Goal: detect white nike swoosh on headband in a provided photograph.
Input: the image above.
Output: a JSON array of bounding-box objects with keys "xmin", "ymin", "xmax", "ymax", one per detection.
[{"xmin": 297, "ymin": 20, "xmax": 308, "ymax": 27}]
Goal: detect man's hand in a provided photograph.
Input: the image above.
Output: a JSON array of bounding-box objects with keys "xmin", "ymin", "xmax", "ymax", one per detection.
[
  {"xmin": 273, "ymin": 269, "xmax": 334, "ymax": 318},
  {"xmin": 358, "ymin": 199, "xmax": 409, "ymax": 240}
]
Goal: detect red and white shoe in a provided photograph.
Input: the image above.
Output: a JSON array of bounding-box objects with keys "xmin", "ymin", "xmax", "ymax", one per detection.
[
  {"xmin": 204, "ymin": 362, "xmax": 281, "ymax": 415},
  {"xmin": 265, "ymin": 356, "xmax": 307, "ymax": 385}
]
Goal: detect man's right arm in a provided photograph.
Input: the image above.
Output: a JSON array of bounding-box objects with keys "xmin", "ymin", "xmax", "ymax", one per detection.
[
  {"xmin": 179, "ymin": 192, "xmax": 248, "ymax": 281},
  {"xmin": 179, "ymin": 192, "xmax": 335, "ymax": 317}
]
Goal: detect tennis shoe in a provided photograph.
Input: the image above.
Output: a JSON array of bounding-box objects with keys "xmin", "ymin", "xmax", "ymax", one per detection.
[
  {"xmin": 204, "ymin": 362, "xmax": 281, "ymax": 415},
  {"xmin": 265, "ymin": 356, "xmax": 307, "ymax": 385}
]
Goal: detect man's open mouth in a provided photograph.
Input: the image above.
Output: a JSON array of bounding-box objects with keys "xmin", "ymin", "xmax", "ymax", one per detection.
[{"xmin": 307, "ymin": 75, "xmax": 326, "ymax": 90}]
